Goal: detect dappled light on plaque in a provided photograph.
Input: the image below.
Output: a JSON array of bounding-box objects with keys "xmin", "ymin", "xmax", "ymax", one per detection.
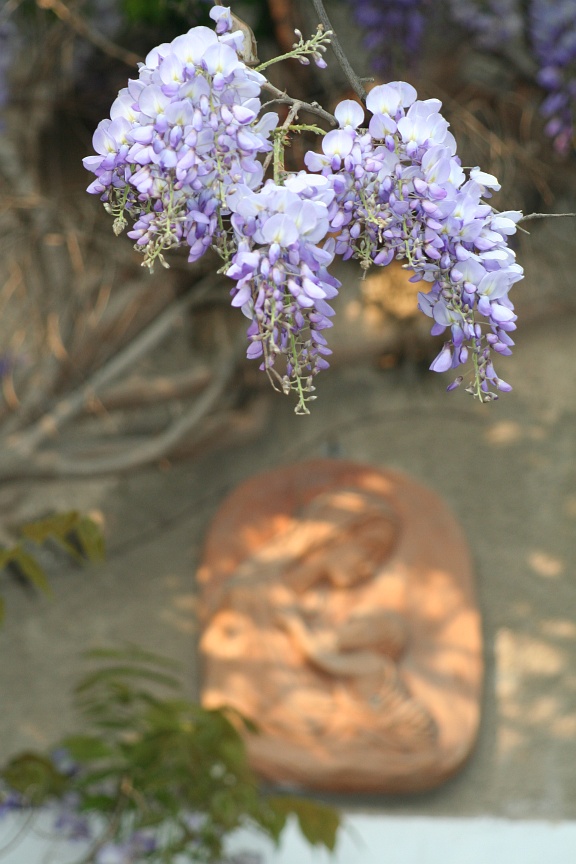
[{"xmin": 198, "ymin": 460, "xmax": 482, "ymax": 793}]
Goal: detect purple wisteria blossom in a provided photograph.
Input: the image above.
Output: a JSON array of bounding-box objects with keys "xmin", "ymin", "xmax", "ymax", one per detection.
[
  {"xmin": 0, "ymin": 787, "xmax": 24, "ymax": 818},
  {"xmin": 345, "ymin": 0, "xmax": 429, "ymax": 75},
  {"xmin": 51, "ymin": 793, "xmax": 92, "ymax": 842},
  {"xmin": 226, "ymin": 175, "xmax": 340, "ymax": 412},
  {"xmin": 95, "ymin": 832, "xmax": 157, "ymax": 864},
  {"xmin": 83, "ymin": 8, "xmax": 277, "ymax": 269},
  {"xmin": 304, "ymin": 85, "xmax": 524, "ymax": 400},
  {"xmin": 447, "ymin": 0, "xmax": 575, "ymax": 154},
  {"xmin": 84, "ymin": 7, "xmax": 524, "ymax": 405},
  {"xmin": 529, "ymin": 0, "xmax": 576, "ymax": 154},
  {"xmin": 447, "ymin": 0, "xmax": 523, "ymax": 50}
]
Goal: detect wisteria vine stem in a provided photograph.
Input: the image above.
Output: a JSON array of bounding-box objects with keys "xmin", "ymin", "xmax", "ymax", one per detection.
[
  {"xmin": 309, "ymin": 0, "xmax": 367, "ymax": 101},
  {"xmin": 262, "ymin": 81, "xmax": 336, "ymax": 125}
]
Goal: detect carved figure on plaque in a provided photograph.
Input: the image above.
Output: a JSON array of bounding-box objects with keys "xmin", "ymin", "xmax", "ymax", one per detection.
[{"xmin": 199, "ymin": 460, "xmax": 482, "ymax": 793}]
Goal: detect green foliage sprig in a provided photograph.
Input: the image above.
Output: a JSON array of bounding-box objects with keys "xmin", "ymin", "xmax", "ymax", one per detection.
[{"xmin": 0, "ymin": 647, "xmax": 340, "ymax": 862}]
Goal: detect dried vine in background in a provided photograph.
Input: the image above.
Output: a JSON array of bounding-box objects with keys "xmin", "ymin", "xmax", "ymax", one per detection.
[
  {"xmin": 0, "ymin": 0, "xmax": 574, "ymax": 480},
  {"xmin": 0, "ymin": 1, "xmax": 267, "ymax": 480}
]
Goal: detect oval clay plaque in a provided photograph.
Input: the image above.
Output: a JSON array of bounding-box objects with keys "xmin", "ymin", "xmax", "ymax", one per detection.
[{"xmin": 198, "ymin": 460, "xmax": 482, "ymax": 794}]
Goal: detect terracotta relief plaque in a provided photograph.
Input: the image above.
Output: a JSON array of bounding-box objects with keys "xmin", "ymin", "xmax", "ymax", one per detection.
[{"xmin": 198, "ymin": 460, "xmax": 482, "ymax": 794}]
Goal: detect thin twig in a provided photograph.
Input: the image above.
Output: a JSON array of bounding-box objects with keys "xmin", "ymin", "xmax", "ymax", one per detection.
[
  {"xmin": 309, "ymin": 0, "xmax": 367, "ymax": 102},
  {"xmin": 262, "ymin": 82, "xmax": 336, "ymax": 126},
  {"xmin": 35, "ymin": 0, "xmax": 141, "ymax": 67},
  {"xmin": 519, "ymin": 212, "xmax": 576, "ymax": 223},
  {"xmin": 263, "ymin": 100, "xmax": 303, "ymax": 175}
]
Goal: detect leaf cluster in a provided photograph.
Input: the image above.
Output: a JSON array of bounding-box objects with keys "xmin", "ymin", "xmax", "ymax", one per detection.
[
  {"xmin": 0, "ymin": 511, "xmax": 105, "ymax": 625},
  {"xmin": 1, "ymin": 647, "xmax": 340, "ymax": 862}
]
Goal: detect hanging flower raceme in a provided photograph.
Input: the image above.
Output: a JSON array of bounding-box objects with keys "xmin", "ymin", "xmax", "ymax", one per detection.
[
  {"xmin": 84, "ymin": 6, "xmax": 523, "ymax": 407},
  {"xmin": 226, "ymin": 175, "xmax": 340, "ymax": 413},
  {"xmin": 304, "ymin": 83, "xmax": 524, "ymax": 400},
  {"xmin": 83, "ymin": 6, "xmax": 277, "ymax": 269}
]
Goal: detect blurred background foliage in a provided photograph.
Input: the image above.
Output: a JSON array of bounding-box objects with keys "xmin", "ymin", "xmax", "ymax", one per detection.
[{"xmin": 0, "ymin": 510, "xmax": 105, "ymax": 624}]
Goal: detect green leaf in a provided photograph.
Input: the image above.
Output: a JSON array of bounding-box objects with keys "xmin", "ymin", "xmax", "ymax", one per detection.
[
  {"xmin": 210, "ymin": 789, "xmax": 244, "ymax": 830},
  {"xmin": 78, "ymin": 793, "xmax": 117, "ymax": 813},
  {"xmin": 1, "ymin": 752, "xmax": 67, "ymax": 804},
  {"xmin": 268, "ymin": 795, "xmax": 340, "ymax": 852},
  {"xmin": 74, "ymin": 765, "xmax": 128, "ymax": 790},
  {"xmin": 9, "ymin": 546, "xmax": 52, "ymax": 595},
  {"xmin": 19, "ymin": 511, "xmax": 80, "ymax": 545},
  {"xmin": 257, "ymin": 799, "xmax": 287, "ymax": 844},
  {"xmin": 0, "ymin": 547, "xmax": 14, "ymax": 569},
  {"xmin": 136, "ymin": 808, "xmax": 168, "ymax": 828},
  {"xmin": 216, "ymin": 705, "xmax": 260, "ymax": 736},
  {"xmin": 74, "ymin": 664, "xmax": 182, "ymax": 697},
  {"xmin": 82, "ymin": 645, "xmax": 180, "ymax": 670},
  {"xmin": 73, "ymin": 516, "xmax": 106, "ymax": 562},
  {"xmin": 60, "ymin": 735, "xmax": 114, "ymax": 762},
  {"xmin": 18, "ymin": 511, "xmax": 105, "ymax": 564}
]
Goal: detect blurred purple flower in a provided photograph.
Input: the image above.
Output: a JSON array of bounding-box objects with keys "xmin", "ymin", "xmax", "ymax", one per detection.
[
  {"xmin": 448, "ymin": 0, "xmax": 523, "ymax": 49},
  {"xmin": 529, "ymin": 0, "xmax": 576, "ymax": 154},
  {"xmin": 345, "ymin": 0, "xmax": 429, "ymax": 75}
]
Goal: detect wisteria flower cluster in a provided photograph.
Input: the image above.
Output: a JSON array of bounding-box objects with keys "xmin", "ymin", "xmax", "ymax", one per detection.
[
  {"xmin": 84, "ymin": 5, "xmax": 524, "ymax": 408},
  {"xmin": 226, "ymin": 174, "xmax": 340, "ymax": 404},
  {"xmin": 83, "ymin": 6, "xmax": 338, "ymax": 412},
  {"xmin": 304, "ymin": 86, "xmax": 523, "ymax": 398},
  {"xmin": 83, "ymin": 6, "xmax": 279, "ymax": 270}
]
